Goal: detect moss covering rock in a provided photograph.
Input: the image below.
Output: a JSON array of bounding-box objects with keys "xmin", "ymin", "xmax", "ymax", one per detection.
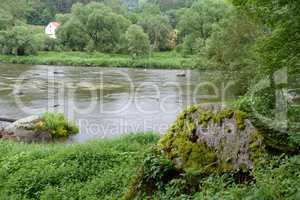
[
  {"xmin": 125, "ymin": 104, "xmax": 266, "ymax": 199},
  {"xmin": 159, "ymin": 104, "xmax": 265, "ymax": 173}
]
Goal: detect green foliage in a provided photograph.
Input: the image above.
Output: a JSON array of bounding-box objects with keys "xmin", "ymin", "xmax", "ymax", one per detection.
[
  {"xmin": 25, "ymin": 0, "xmax": 55, "ymax": 25},
  {"xmin": 126, "ymin": 136, "xmax": 300, "ymax": 199},
  {"xmin": 4, "ymin": 134, "xmax": 294, "ymax": 200},
  {"xmin": 37, "ymin": 112, "xmax": 79, "ymax": 139},
  {"xmin": 0, "ymin": 26, "xmax": 38, "ymax": 56},
  {"xmin": 0, "ymin": 0, "xmax": 28, "ymax": 25},
  {"xmin": 231, "ymin": 0, "xmax": 300, "ymax": 112},
  {"xmin": 288, "ymin": 106, "xmax": 300, "ymax": 147},
  {"xmin": 138, "ymin": 3, "xmax": 173, "ymax": 51},
  {"xmin": 124, "ymin": 148, "xmax": 178, "ymax": 200},
  {"xmin": 57, "ymin": 2, "xmax": 131, "ymax": 53},
  {"xmin": 202, "ymin": 10, "xmax": 262, "ymax": 94},
  {"xmin": 175, "ymin": 155, "xmax": 300, "ymax": 199},
  {"xmin": 230, "ymin": 0, "xmax": 300, "ymax": 151},
  {"xmin": 179, "ymin": 34, "xmax": 204, "ymax": 55},
  {"xmin": 0, "ymin": 133, "xmax": 160, "ymax": 199},
  {"xmin": 125, "ymin": 24, "xmax": 150, "ymax": 58},
  {"xmin": 22, "ymin": 0, "xmax": 135, "ymax": 25},
  {"xmin": 146, "ymin": 0, "xmax": 195, "ymax": 12},
  {"xmin": 43, "ymin": 36, "xmax": 60, "ymax": 51},
  {"xmin": 0, "ymin": 9, "xmax": 14, "ymax": 30},
  {"xmin": 56, "ymin": 17, "xmax": 88, "ymax": 51},
  {"xmin": 176, "ymin": 0, "xmax": 230, "ymax": 54},
  {"xmin": 34, "ymin": 33, "xmax": 60, "ymax": 51},
  {"xmin": 0, "ymin": 51, "xmax": 196, "ymax": 69}
]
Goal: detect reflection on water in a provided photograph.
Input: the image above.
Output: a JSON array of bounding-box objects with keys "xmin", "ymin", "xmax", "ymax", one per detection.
[{"xmin": 0, "ymin": 64, "xmax": 238, "ymax": 142}]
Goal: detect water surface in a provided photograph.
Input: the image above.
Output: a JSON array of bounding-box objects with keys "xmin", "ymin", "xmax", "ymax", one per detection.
[{"xmin": 0, "ymin": 64, "xmax": 236, "ymax": 142}]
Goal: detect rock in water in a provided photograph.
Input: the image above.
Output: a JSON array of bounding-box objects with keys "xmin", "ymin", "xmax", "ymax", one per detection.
[
  {"xmin": 159, "ymin": 104, "xmax": 265, "ymax": 173},
  {"xmin": 0, "ymin": 116, "xmax": 51, "ymax": 142}
]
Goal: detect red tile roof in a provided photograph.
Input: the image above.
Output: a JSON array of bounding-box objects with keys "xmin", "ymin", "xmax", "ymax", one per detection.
[{"xmin": 50, "ymin": 22, "xmax": 60, "ymax": 28}]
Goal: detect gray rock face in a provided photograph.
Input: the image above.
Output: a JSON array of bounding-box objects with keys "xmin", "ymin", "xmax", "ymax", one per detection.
[
  {"xmin": 0, "ymin": 116, "xmax": 52, "ymax": 142},
  {"xmin": 194, "ymin": 106, "xmax": 260, "ymax": 170},
  {"xmin": 159, "ymin": 104, "xmax": 265, "ymax": 173}
]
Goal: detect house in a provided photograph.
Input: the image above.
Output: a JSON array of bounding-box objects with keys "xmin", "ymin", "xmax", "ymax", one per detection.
[{"xmin": 45, "ymin": 22, "xmax": 60, "ymax": 39}]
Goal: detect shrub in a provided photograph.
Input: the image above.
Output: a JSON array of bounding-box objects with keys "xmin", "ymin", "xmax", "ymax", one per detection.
[
  {"xmin": 125, "ymin": 24, "xmax": 150, "ymax": 58},
  {"xmin": 0, "ymin": 26, "xmax": 38, "ymax": 56},
  {"xmin": 36, "ymin": 112, "xmax": 79, "ymax": 139}
]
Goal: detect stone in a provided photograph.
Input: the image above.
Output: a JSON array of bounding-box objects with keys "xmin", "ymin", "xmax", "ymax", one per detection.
[
  {"xmin": 158, "ymin": 104, "xmax": 265, "ymax": 173},
  {"xmin": 0, "ymin": 116, "xmax": 52, "ymax": 142}
]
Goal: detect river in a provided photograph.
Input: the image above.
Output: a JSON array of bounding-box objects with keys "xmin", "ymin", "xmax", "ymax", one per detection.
[{"xmin": 0, "ymin": 64, "xmax": 239, "ymax": 142}]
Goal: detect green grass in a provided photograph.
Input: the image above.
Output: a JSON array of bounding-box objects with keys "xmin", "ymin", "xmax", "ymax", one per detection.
[
  {"xmin": 0, "ymin": 132, "xmax": 160, "ymax": 200},
  {"xmin": 0, "ymin": 132, "xmax": 299, "ymax": 199},
  {"xmin": 38, "ymin": 112, "xmax": 79, "ymax": 139},
  {"xmin": 0, "ymin": 51, "xmax": 198, "ymax": 69}
]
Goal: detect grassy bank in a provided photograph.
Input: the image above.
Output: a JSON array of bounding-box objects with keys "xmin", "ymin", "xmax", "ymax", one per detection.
[
  {"xmin": 0, "ymin": 51, "xmax": 198, "ymax": 69},
  {"xmin": 0, "ymin": 133, "xmax": 159, "ymax": 199},
  {"xmin": 0, "ymin": 132, "xmax": 299, "ymax": 199}
]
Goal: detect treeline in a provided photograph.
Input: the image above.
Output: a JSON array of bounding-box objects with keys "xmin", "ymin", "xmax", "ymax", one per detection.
[
  {"xmin": 1, "ymin": 0, "xmax": 192, "ymax": 26},
  {"xmin": 0, "ymin": 0, "xmax": 233, "ymax": 57},
  {"xmin": 7, "ymin": 0, "xmax": 138, "ymax": 25}
]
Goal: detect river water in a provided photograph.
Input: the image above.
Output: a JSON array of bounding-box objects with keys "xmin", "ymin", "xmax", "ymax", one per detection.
[{"xmin": 0, "ymin": 64, "xmax": 240, "ymax": 142}]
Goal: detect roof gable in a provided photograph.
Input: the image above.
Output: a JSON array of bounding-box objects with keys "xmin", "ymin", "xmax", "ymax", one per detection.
[{"xmin": 49, "ymin": 22, "xmax": 60, "ymax": 28}]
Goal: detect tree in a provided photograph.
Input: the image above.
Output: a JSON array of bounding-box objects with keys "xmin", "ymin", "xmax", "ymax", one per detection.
[
  {"xmin": 60, "ymin": 2, "xmax": 131, "ymax": 52},
  {"xmin": 0, "ymin": 0, "xmax": 28, "ymax": 25},
  {"xmin": 233, "ymin": 0, "xmax": 300, "ymax": 76},
  {"xmin": 0, "ymin": 9, "xmax": 13, "ymax": 30},
  {"xmin": 231, "ymin": 0, "xmax": 300, "ymax": 147},
  {"xmin": 138, "ymin": 4, "xmax": 173, "ymax": 51},
  {"xmin": 177, "ymin": 0, "xmax": 229, "ymax": 54},
  {"xmin": 139, "ymin": 15, "xmax": 172, "ymax": 51},
  {"xmin": 56, "ymin": 17, "xmax": 88, "ymax": 51},
  {"xmin": 146, "ymin": 0, "xmax": 195, "ymax": 12},
  {"xmin": 25, "ymin": 0, "xmax": 55, "ymax": 25},
  {"xmin": 0, "ymin": 26, "xmax": 38, "ymax": 55},
  {"xmin": 125, "ymin": 24, "xmax": 150, "ymax": 57},
  {"xmin": 202, "ymin": 11, "xmax": 262, "ymax": 94},
  {"xmin": 0, "ymin": 0, "xmax": 28, "ymax": 28}
]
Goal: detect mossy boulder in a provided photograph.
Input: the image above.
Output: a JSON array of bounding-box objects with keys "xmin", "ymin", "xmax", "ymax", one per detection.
[
  {"xmin": 159, "ymin": 104, "xmax": 265, "ymax": 173},
  {"xmin": 124, "ymin": 104, "xmax": 266, "ymax": 200}
]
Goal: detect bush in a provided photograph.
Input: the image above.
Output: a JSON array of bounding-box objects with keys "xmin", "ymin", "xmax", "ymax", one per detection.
[
  {"xmin": 56, "ymin": 18, "xmax": 88, "ymax": 51},
  {"xmin": 36, "ymin": 112, "xmax": 79, "ymax": 139},
  {"xmin": 125, "ymin": 24, "xmax": 150, "ymax": 58},
  {"xmin": 0, "ymin": 26, "xmax": 38, "ymax": 55},
  {"xmin": 43, "ymin": 37, "xmax": 60, "ymax": 51}
]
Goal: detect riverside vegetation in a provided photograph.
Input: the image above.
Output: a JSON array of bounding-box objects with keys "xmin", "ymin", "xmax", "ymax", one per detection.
[
  {"xmin": 0, "ymin": 0, "xmax": 232, "ymax": 68},
  {"xmin": 0, "ymin": 133, "xmax": 160, "ymax": 199},
  {"xmin": 0, "ymin": 51, "xmax": 196, "ymax": 69},
  {"xmin": 0, "ymin": 112, "xmax": 79, "ymax": 142},
  {"xmin": 0, "ymin": 111, "xmax": 299, "ymax": 199},
  {"xmin": 0, "ymin": 0, "xmax": 299, "ymax": 199}
]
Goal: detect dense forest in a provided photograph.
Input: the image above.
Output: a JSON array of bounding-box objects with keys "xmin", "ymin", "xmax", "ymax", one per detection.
[{"xmin": 0, "ymin": 0, "xmax": 299, "ymax": 199}]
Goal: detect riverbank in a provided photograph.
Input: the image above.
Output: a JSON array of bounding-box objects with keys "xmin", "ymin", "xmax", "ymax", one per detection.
[
  {"xmin": 0, "ymin": 51, "xmax": 198, "ymax": 69},
  {"xmin": 0, "ymin": 132, "xmax": 299, "ymax": 199},
  {"xmin": 0, "ymin": 132, "xmax": 160, "ymax": 199}
]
